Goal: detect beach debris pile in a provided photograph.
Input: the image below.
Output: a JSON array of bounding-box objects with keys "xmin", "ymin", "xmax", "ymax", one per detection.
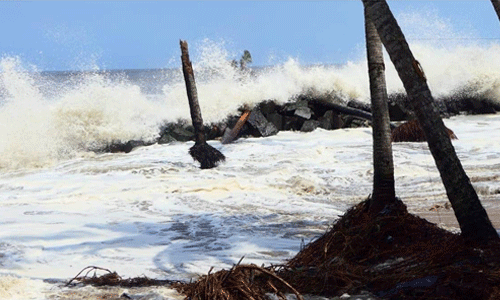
[
  {"xmin": 277, "ymin": 199, "xmax": 500, "ymax": 299},
  {"xmin": 172, "ymin": 199, "xmax": 500, "ymax": 299}
]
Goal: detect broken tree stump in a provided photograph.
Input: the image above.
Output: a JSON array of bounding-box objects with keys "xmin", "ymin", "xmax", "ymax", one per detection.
[{"xmin": 180, "ymin": 40, "xmax": 225, "ymax": 169}]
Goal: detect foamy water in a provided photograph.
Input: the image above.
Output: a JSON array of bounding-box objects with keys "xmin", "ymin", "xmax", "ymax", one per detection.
[
  {"xmin": 1, "ymin": 36, "xmax": 500, "ymax": 171},
  {"xmin": 0, "ymin": 114, "xmax": 500, "ymax": 299},
  {"xmin": 1, "ymin": 13, "xmax": 500, "ymax": 298}
]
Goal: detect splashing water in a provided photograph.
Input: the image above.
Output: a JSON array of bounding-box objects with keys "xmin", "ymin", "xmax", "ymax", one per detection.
[
  {"xmin": 0, "ymin": 8, "xmax": 500, "ymax": 300},
  {"xmin": 0, "ymin": 9, "xmax": 499, "ymax": 172}
]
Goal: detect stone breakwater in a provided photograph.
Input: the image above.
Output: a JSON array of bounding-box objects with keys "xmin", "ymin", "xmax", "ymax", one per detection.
[{"xmin": 102, "ymin": 92, "xmax": 500, "ymax": 153}]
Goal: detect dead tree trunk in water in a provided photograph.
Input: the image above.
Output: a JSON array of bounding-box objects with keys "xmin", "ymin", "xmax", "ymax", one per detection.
[
  {"xmin": 364, "ymin": 6, "xmax": 396, "ymax": 213},
  {"xmin": 221, "ymin": 110, "xmax": 251, "ymax": 144},
  {"xmin": 491, "ymin": 0, "xmax": 500, "ymax": 22},
  {"xmin": 362, "ymin": 0, "xmax": 498, "ymax": 243},
  {"xmin": 180, "ymin": 40, "xmax": 225, "ymax": 169}
]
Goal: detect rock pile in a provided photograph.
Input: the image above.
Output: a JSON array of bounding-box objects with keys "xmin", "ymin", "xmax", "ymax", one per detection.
[{"xmin": 102, "ymin": 92, "xmax": 499, "ymax": 153}]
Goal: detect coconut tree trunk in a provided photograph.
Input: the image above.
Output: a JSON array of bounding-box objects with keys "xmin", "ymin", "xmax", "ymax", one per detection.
[
  {"xmin": 362, "ymin": 0, "xmax": 498, "ymax": 243},
  {"xmin": 492, "ymin": 0, "xmax": 500, "ymax": 22},
  {"xmin": 180, "ymin": 40, "xmax": 225, "ymax": 169},
  {"xmin": 364, "ymin": 6, "xmax": 395, "ymax": 213}
]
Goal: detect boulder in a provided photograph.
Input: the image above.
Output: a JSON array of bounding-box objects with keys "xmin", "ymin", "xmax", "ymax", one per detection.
[
  {"xmin": 294, "ymin": 106, "xmax": 312, "ymax": 119},
  {"xmin": 266, "ymin": 112, "xmax": 283, "ymax": 131},
  {"xmin": 347, "ymin": 99, "xmax": 371, "ymax": 113},
  {"xmin": 388, "ymin": 99, "xmax": 410, "ymax": 121},
  {"xmin": 169, "ymin": 127, "xmax": 195, "ymax": 142},
  {"xmin": 283, "ymin": 115, "xmax": 304, "ymax": 131},
  {"xmin": 343, "ymin": 116, "xmax": 370, "ymax": 128},
  {"xmin": 259, "ymin": 100, "xmax": 277, "ymax": 116},
  {"xmin": 106, "ymin": 140, "xmax": 150, "ymax": 153},
  {"xmin": 300, "ymin": 120, "xmax": 320, "ymax": 132},
  {"xmin": 319, "ymin": 110, "xmax": 343, "ymax": 130},
  {"xmin": 247, "ymin": 108, "xmax": 279, "ymax": 137},
  {"xmin": 158, "ymin": 134, "xmax": 177, "ymax": 144},
  {"xmin": 283, "ymin": 100, "xmax": 309, "ymax": 115}
]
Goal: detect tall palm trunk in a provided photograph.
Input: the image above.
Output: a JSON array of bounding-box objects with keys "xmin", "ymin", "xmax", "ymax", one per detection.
[
  {"xmin": 364, "ymin": 6, "xmax": 395, "ymax": 213},
  {"xmin": 491, "ymin": 0, "xmax": 500, "ymax": 22},
  {"xmin": 362, "ymin": 0, "xmax": 498, "ymax": 243}
]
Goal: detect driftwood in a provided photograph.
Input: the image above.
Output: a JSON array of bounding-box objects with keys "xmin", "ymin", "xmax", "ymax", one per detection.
[
  {"xmin": 309, "ymin": 99, "xmax": 397, "ymax": 129},
  {"xmin": 180, "ymin": 40, "xmax": 225, "ymax": 169},
  {"xmin": 66, "ymin": 266, "xmax": 180, "ymax": 287},
  {"xmin": 221, "ymin": 110, "xmax": 251, "ymax": 144},
  {"xmin": 391, "ymin": 119, "xmax": 457, "ymax": 143}
]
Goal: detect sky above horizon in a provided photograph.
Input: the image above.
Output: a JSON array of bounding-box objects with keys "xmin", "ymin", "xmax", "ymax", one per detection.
[{"xmin": 1, "ymin": 1, "xmax": 499, "ymax": 71}]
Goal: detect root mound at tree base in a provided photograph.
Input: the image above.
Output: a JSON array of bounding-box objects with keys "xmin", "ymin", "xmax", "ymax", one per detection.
[{"xmin": 279, "ymin": 199, "xmax": 500, "ymax": 299}]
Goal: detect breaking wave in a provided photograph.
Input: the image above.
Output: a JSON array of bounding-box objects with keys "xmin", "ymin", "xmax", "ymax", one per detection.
[{"xmin": 1, "ymin": 11, "xmax": 500, "ymax": 170}]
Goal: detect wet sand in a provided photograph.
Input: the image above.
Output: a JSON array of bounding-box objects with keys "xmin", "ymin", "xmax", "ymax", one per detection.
[{"xmin": 412, "ymin": 199, "xmax": 500, "ymax": 232}]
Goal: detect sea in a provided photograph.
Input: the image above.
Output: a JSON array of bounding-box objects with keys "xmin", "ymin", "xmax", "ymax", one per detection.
[{"xmin": 1, "ymin": 37, "xmax": 500, "ymax": 299}]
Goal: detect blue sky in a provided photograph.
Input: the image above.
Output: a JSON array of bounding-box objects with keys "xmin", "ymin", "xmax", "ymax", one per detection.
[{"xmin": 1, "ymin": 1, "xmax": 499, "ymax": 71}]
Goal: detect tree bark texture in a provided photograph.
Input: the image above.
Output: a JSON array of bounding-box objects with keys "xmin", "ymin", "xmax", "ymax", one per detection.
[
  {"xmin": 492, "ymin": 0, "xmax": 500, "ymax": 23},
  {"xmin": 364, "ymin": 6, "xmax": 396, "ymax": 212},
  {"xmin": 180, "ymin": 40, "xmax": 206, "ymax": 145},
  {"xmin": 362, "ymin": 0, "xmax": 498, "ymax": 242}
]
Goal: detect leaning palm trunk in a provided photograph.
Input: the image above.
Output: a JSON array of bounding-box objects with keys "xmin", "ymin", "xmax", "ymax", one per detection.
[
  {"xmin": 180, "ymin": 40, "xmax": 225, "ymax": 169},
  {"xmin": 491, "ymin": 0, "xmax": 500, "ymax": 22},
  {"xmin": 362, "ymin": 0, "xmax": 498, "ymax": 243},
  {"xmin": 364, "ymin": 6, "xmax": 395, "ymax": 212}
]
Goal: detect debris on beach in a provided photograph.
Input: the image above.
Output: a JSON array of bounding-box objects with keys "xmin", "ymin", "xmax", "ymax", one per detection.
[
  {"xmin": 66, "ymin": 266, "xmax": 180, "ymax": 288},
  {"xmin": 62, "ymin": 200, "xmax": 500, "ymax": 299},
  {"xmin": 173, "ymin": 263, "xmax": 303, "ymax": 300},
  {"xmin": 278, "ymin": 199, "xmax": 500, "ymax": 299},
  {"xmin": 391, "ymin": 119, "xmax": 458, "ymax": 142}
]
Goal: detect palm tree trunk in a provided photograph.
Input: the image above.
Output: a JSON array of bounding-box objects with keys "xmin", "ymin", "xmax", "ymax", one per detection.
[
  {"xmin": 491, "ymin": 0, "xmax": 500, "ymax": 22},
  {"xmin": 364, "ymin": 6, "xmax": 395, "ymax": 212},
  {"xmin": 180, "ymin": 40, "xmax": 225, "ymax": 169},
  {"xmin": 362, "ymin": 0, "xmax": 498, "ymax": 243}
]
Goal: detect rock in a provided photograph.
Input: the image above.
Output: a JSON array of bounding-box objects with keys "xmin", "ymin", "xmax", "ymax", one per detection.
[
  {"xmin": 106, "ymin": 140, "xmax": 150, "ymax": 153},
  {"xmin": 204, "ymin": 124, "xmax": 223, "ymax": 141},
  {"xmin": 387, "ymin": 93, "xmax": 415, "ymax": 118},
  {"xmin": 300, "ymin": 120, "xmax": 320, "ymax": 132},
  {"xmin": 342, "ymin": 116, "xmax": 370, "ymax": 128},
  {"xmin": 158, "ymin": 134, "xmax": 176, "ymax": 144},
  {"xmin": 266, "ymin": 112, "xmax": 283, "ymax": 131},
  {"xmin": 347, "ymin": 99, "xmax": 371, "ymax": 112},
  {"xmin": 441, "ymin": 96, "xmax": 462, "ymax": 116},
  {"xmin": 259, "ymin": 100, "xmax": 277, "ymax": 116},
  {"xmin": 331, "ymin": 112, "xmax": 343, "ymax": 129},
  {"xmin": 469, "ymin": 98, "xmax": 498, "ymax": 114},
  {"xmin": 221, "ymin": 127, "xmax": 233, "ymax": 143},
  {"xmin": 283, "ymin": 115, "xmax": 304, "ymax": 131},
  {"xmin": 247, "ymin": 108, "xmax": 279, "ymax": 137},
  {"xmin": 319, "ymin": 110, "xmax": 343, "ymax": 130},
  {"xmin": 294, "ymin": 106, "xmax": 313, "ymax": 119},
  {"xmin": 169, "ymin": 127, "xmax": 194, "ymax": 142},
  {"xmin": 283, "ymin": 100, "xmax": 309, "ymax": 115},
  {"xmin": 388, "ymin": 99, "xmax": 410, "ymax": 121}
]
